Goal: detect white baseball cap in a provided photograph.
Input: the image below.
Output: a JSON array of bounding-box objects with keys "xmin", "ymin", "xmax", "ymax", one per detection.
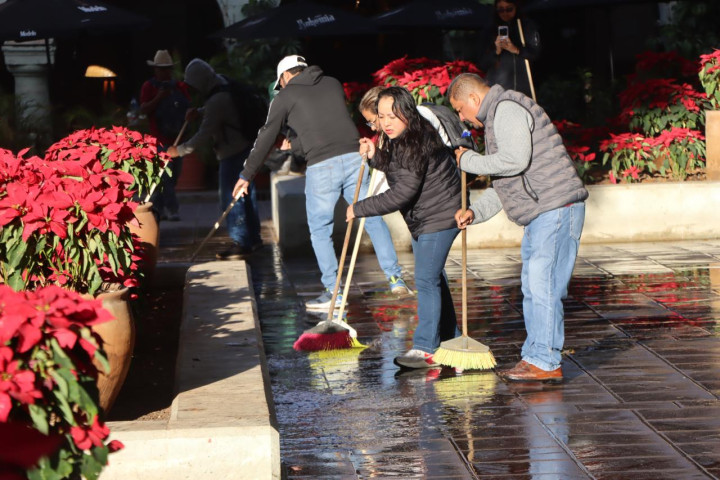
[{"xmin": 274, "ymin": 55, "xmax": 307, "ymax": 90}]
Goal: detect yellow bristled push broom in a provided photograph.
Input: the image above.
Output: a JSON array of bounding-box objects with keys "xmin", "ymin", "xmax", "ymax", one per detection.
[
  {"xmin": 434, "ymin": 171, "xmax": 496, "ymax": 371},
  {"xmin": 293, "ymin": 157, "xmax": 369, "ymax": 352}
]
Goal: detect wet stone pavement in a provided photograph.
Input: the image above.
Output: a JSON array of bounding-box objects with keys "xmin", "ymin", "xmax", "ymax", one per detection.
[
  {"xmin": 161, "ymin": 195, "xmax": 720, "ymax": 479},
  {"xmin": 246, "ymin": 239, "xmax": 720, "ymax": 480}
]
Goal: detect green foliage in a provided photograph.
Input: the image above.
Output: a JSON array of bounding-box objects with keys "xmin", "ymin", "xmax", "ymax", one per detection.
[{"xmin": 648, "ymin": 1, "xmax": 720, "ymax": 60}]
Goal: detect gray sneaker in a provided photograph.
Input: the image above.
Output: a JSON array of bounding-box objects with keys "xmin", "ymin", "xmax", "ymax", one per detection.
[
  {"xmin": 305, "ymin": 290, "xmax": 344, "ymax": 311},
  {"xmin": 389, "ymin": 276, "xmax": 414, "ymax": 297}
]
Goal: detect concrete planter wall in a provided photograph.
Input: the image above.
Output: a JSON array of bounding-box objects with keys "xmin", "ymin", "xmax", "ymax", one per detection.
[{"xmin": 272, "ymin": 173, "xmax": 720, "ymax": 253}]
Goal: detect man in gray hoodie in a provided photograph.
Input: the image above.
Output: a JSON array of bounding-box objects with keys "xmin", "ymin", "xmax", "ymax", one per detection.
[
  {"xmin": 449, "ymin": 73, "xmax": 588, "ymax": 383},
  {"xmin": 167, "ymin": 59, "xmax": 262, "ymax": 259},
  {"xmin": 233, "ymin": 55, "xmax": 411, "ymax": 310}
]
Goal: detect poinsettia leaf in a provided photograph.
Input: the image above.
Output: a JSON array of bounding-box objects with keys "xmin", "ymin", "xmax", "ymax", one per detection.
[
  {"xmin": 50, "ymin": 369, "xmax": 70, "ymax": 398},
  {"xmin": 82, "ymin": 448, "xmax": 106, "ymax": 480},
  {"xmin": 76, "ymin": 384, "xmax": 99, "ymax": 418},
  {"xmin": 28, "ymin": 404, "xmax": 50, "ymax": 436},
  {"xmin": 52, "ymin": 389, "xmax": 75, "ymax": 424}
]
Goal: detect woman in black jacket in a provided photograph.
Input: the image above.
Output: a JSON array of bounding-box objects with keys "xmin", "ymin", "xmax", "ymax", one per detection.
[
  {"xmin": 347, "ymin": 86, "xmax": 463, "ymax": 370},
  {"xmin": 481, "ymin": 0, "xmax": 541, "ymax": 98}
]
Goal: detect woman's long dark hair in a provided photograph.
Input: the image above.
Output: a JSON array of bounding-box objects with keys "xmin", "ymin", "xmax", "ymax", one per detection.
[{"xmin": 373, "ymin": 86, "xmax": 446, "ymax": 174}]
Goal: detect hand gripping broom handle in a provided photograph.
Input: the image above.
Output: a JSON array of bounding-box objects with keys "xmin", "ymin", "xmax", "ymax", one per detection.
[
  {"xmin": 327, "ymin": 155, "xmax": 367, "ymax": 321},
  {"xmin": 461, "ymin": 171, "xmax": 469, "ymax": 341},
  {"xmin": 517, "ymin": 18, "xmax": 537, "ymax": 103},
  {"xmin": 337, "ymin": 167, "xmax": 379, "ymax": 321},
  {"xmin": 144, "ymin": 120, "xmax": 189, "ymax": 203}
]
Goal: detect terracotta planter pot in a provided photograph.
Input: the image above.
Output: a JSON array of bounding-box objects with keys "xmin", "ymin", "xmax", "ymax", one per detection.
[
  {"xmin": 128, "ymin": 201, "xmax": 159, "ymax": 283},
  {"xmin": 90, "ymin": 287, "xmax": 136, "ymax": 413},
  {"xmin": 175, "ymin": 151, "xmax": 207, "ymax": 191}
]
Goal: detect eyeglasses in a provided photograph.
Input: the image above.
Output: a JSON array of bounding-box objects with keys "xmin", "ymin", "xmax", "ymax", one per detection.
[{"xmin": 496, "ymin": 6, "xmax": 515, "ymax": 13}]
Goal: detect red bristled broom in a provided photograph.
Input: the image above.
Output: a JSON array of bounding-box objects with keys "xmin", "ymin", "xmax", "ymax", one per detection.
[{"xmin": 293, "ymin": 157, "xmax": 368, "ymax": 351}]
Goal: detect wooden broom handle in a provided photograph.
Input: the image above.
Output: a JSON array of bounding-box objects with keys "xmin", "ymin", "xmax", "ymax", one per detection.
[
  {"xmin": 337, "ymin": 168, "xmax": 378, "ymax": 321},
  {"xmin": 328, "ymin": 157, "xmax": 366, "ymax": 321},
  {"xmin": 517, "ymin": 18, "xmax": 537, "ymax": 103},
  {"xmin": 461, "ymin": 171, "xmax": 468, "ymax": 338}
]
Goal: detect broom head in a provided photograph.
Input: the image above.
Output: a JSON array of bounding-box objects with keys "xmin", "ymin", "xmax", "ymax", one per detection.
[
  {"xmin": 434, "ymin": 335, "xmax": 496, "ymax": 371},
  {"xmin": 293, "ymin": 320, "xmax": 364, "ymax": 352}
]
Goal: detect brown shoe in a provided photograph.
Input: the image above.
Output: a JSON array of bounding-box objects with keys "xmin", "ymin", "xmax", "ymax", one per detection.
[{"xmin": 498, "ymin": 360, "xmax": 563, "ymax": 383}]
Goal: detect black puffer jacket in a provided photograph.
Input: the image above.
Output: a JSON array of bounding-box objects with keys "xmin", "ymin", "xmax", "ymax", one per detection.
[{"xmin": 353, "ymin": 145, "xmax": 462, "ymax": 240}]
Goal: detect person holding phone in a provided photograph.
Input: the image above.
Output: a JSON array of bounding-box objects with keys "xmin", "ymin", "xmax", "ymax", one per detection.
[{"xmin": 480, "ymin": 0, "xmax": 541, "ymax": 98}]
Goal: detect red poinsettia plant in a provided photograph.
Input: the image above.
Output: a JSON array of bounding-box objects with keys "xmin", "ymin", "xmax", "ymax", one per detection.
[
  {"xmin": 599, "ymin": 50, "xmax": 709, "ymax": 183},
  {"xmin": 0, "ymin": 147, "xmax": 139, "ymax": 295},
  {"xmin": 45, "ymin": 126, "xmax": 171, "ymax": 201},
  {"xmin": 372, "ymin": 56, "xmax": 484, "ymax": 106},
  {"xmin": 0, "ymin": 285, "xmax": 122, "ymax": 479},
  {"xmin": 699, "ymin": 49, "xmax": 720, "ymax": 109}
]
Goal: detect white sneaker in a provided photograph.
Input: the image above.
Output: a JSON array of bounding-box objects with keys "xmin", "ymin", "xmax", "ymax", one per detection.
[
  {"xmin": 394, "ymin": 349, "xmax": 438, "ymax": 369},
  {"xmin": 305, "ymin": 290, "xmax": 344, "ymax": 311}
]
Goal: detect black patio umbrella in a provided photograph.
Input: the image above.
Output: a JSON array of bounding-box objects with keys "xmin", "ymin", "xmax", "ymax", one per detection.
[
  {"xmin": 373, "ymin": 0, "xmax": 493, "ymax": 30},
  {"xmin": 213, "ymin": 1, "xmax": 376, "ymax": 41},
  {"xmin": 0, "ymin": 0, "xmax": 150, "ymax": 42}
]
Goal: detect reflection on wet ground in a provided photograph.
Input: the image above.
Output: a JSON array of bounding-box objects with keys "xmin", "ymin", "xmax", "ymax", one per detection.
[{"xmin": 244, "ymin": 239, "xmax": 720, "ymax": 479}]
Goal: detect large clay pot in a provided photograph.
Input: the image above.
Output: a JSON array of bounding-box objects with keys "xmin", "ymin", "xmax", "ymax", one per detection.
[
  {"xmin": 91, "ymin": 287, "xmax": 136, "ymax": 413},
  {"xmin": 175, "ymin": 151, "xmax": 207, "ymax": 191},
  {"xmin": 128, "ymin": 201, "xmax": 159, "ymax": 283}
]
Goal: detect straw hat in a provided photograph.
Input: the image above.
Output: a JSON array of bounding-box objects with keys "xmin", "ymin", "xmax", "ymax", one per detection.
[{"xmin": 146, "ymin": 50, "xmax": 175, "ymax": 67}]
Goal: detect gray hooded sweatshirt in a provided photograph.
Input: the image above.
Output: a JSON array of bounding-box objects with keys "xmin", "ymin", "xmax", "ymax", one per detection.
[{"xmin": 176, "ymin": 59, "xmax": 250, "ymax": 161}]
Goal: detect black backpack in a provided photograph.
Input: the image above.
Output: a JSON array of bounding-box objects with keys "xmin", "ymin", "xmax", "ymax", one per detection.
[
  {"xmin": 209, "ymin": 75, "xmax": 269, "ymax": 143},
  {"xmin": 149, "ymin": 78, "xmax": 191, "ymax": 140},
  {"xmin": 420, "ymin": 103, "xmax": 476, "ymax": 150}
]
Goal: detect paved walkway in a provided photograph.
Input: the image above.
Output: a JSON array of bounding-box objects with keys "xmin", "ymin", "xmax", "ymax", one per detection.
[{"xmin": 162, "ymin": 191, "xmax": 720, "ymax": 480}]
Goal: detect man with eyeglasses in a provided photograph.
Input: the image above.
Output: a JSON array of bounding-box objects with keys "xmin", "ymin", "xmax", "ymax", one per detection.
[{"xmin": 233, "ymin": 55, "xmax": 412, "ymax": 310}]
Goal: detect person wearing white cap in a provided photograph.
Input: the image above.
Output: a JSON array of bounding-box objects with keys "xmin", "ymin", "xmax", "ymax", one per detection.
[
  {"xmin": 140, "ymin": 49, "xmax": 191, "ymax": 221},
  {"xmin": 232, "ymin": 55, "xmax": 412, "ymax": 309}
]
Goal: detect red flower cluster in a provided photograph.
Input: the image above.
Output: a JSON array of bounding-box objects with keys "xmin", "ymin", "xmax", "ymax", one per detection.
[
  {"xmin": 0, "ymin": 286, "xmax": 120, "ymax": 474},
  {"xmin": 618, "ymin": 78, "xmax": 706, "ymax": 124},
  {"xmin": 45, "ymin": 126, "xmax": 170, "ymax": 200},
  {"xmin": 372, "ymin": 56, "xmax": 483, "ymax": 101},
  {"xmin": 635, "ymin": 51, "xmax": 698, "ymax": 79},
  {"xmin": 0, "ymin": 127, "xmax": 162, "ymax": 294},
  {"xmin": 699, "ymin": 49, "xmax": 720, "ymax": 76}
]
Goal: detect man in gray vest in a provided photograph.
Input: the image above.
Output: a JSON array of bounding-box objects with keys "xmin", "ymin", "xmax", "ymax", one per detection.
[{"xmin": 448, "ymin": 73, "xmax": 588, "ymax": 383}]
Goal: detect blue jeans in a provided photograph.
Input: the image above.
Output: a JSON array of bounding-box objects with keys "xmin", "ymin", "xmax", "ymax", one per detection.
[
  {"xmin": 411, "ymin": 227, "xmax": 461, "ymax": 354},
  {"xmin": 151, "ymin": 145, "xmax": 182, "ymax": 215},
  {"xmin": 305, "ymin": 152, "xmax": 402, "ymax": 290},
  {"xmin": 520, "ymin": 202, "xmax": 585, "ymax": 371},
  {"xmin": 219, "ymin": 149, "xmax": 262, "ymax": 248}
]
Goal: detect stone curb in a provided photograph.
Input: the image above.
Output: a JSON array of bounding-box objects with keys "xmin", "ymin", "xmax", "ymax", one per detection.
[{"xmin": 101, "ymin": 262, "xmax": 280, "ymax": 479}]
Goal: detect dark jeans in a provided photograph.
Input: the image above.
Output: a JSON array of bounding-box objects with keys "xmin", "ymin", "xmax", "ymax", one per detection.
[{"xmin": 219, "ymin": 149, "xmax": 261, "ymax": 248}]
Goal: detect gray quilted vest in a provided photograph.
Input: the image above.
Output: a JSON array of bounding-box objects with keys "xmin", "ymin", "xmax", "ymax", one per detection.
[{"xmin": 483, "ymin": 86, "xmax": 588, "ymax": 226}]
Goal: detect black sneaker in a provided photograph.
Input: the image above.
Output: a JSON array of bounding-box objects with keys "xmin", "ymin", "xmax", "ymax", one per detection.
[{"xmin": 215, "ymin": 243, "xmax": 247, "ymax": 260}]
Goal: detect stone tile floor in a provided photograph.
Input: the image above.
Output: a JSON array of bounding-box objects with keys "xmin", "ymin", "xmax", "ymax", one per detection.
[
  {"xmin": 162, "ymin": 194, "xmax": 720, "ymax": 479},
  {"xmin": 251, "ymin": 241, "xmax": 720, "ymax": 480}
]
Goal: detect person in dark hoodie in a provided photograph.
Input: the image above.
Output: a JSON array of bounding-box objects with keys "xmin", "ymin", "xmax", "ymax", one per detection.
[
  {"xmin": 167, "ymin": 58, "xmax": 262, "ymax": 260},
  {"xmin": 232, "ymin": 55, "xmax": 411, "ymax": 310}
]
